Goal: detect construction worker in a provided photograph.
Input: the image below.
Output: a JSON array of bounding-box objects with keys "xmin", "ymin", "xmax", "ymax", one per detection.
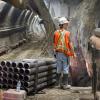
[{"xmin": 53, "ymin": 17, "xmax": 75, "ymax": 89}]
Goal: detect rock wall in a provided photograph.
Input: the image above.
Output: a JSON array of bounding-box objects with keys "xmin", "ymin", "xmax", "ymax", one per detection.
[
  {"xmin": 44, "ymin": 0, "xmax": 100, "ymax": 86},
  {"xmin": 67, "ymin": 0, "xmax": 100, "ymax": 86}
]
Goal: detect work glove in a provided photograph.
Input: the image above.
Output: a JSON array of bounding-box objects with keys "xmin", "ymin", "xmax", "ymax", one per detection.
[
  {"xmin": 54, "ymin": 52, "xmax": 56, "ymax": 58},
  {"xmin": 53, "ymin": 50, "xmax": 57, "ymax": 58}
]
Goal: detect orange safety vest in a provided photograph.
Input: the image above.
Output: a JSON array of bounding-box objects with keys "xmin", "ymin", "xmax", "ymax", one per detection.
[{"xmin": 54, "ymin": 30, "xmax": 74, "ymax": 56}]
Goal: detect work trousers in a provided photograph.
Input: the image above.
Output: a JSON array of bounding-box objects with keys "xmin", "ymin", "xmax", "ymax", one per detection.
[{"xmin": 56, "ymin": 52, "xmax": 70, "ymax": 74}]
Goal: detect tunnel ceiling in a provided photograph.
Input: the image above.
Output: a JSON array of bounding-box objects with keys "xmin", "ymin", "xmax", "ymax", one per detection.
[
  {"xmin": 2, "ymin": 0, "xmax": 27, "ymax": 9},
  {"xmin": 44, "ymin": 0, "xmax": 83, "ymax": 6},
  {"xmin": 62, "ymin": 0, "xmax": 83, "ymax": 5},
  {"xmin": 2, "ymin": 0, "xmax": 40, "ymax": 15}
]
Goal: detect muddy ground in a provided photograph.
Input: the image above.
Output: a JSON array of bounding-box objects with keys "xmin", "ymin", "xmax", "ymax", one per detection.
[
  {"xmin": 27, "ymin": 87, "xmax": 94, "ymax": 100},
  {"xmin": 0, "ymin": 40, "xmax": 49, "ymax": 61}
]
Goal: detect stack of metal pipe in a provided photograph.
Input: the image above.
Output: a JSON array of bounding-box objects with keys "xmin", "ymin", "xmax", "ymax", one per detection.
[{"xmin": 0, "ymin": 59, "xmax": 57, "ymax": 93}]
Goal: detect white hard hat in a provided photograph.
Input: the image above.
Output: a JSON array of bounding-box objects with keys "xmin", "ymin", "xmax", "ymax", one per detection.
[{"xmin": 58, "ymin": 17, "xmax": 69, "ymax": 25}]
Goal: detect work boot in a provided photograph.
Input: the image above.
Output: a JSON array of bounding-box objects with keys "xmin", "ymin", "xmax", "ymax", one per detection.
[
  {"xmin": 55, "ymin": 73, "xmax": 61, "ymax": 88},
  {"xmin": 62, "ymin": 74, "xmax": 71, "ymax": 90}
]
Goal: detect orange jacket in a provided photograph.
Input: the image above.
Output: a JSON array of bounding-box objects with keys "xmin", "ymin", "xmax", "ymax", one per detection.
[{"xmin": 54, "ymin": 30, "xmax": 74, "ymax": 56}]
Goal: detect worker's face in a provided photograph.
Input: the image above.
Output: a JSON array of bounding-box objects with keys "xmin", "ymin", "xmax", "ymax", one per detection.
[{"xmin": 63, "ymin": 23, "xmax": 68, "ymax": 29}]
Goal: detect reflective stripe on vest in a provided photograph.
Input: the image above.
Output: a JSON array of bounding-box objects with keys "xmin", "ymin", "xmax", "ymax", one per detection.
[{"xmin": 56, "ymin": 30, "xmax": 68, "ymax": 51}]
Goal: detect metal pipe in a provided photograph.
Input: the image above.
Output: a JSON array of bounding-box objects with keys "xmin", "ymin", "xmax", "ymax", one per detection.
[
  {"xmin": 0, "ymin": 78, "xmax": 3, "ymax": 83},
  {"xmin": 25, "ymin": 64, "xmax": 56, "ymax": 75},
  {"xmin": 36, "ymin": 60, "xmax": 56, "ymax": 66},
  {"xmin": 0, "ymin": 60, "xmax": 57, "ymax": 93},
  {"xmin": 37, "ymin": 79, "xmax": 56, "ymax": 90},
  {"xmin": 38, "ymin": 74, "xmax": 56, "ymax": 84},
  {"xmin": 24, "ymin": 81, "xmax": 34, "ymax": 87},
  {"xmin": 24, "ymin": 70, "xmax": 56, "ymax": 82},
  {"xmin": 25, "ymin": 79, "xmax": 56, "ymax": 93},
  {"xmin": 9, "ymin": 67, "xmax": 14, "ymax": 72},
  {"xmin": 6, "ymin": 61, "xmax": 12, "ymax": 67},
  {"xmin": 24, "ymin": 60, "xmax": 56, "ymax": 69},
  {"xmin": 24, "ymin": 75, "xmax": 35, "ymax": 81},
  {"xmin": 38, "ymin": 64, "xmax": 56, "ymax": 73},
  {"xmin": 25, "ymin": 67, "xmax": 35, "ymax": 75},
  {"xmin": 20, "ymin": 68, "xmax": 25, "ymax": 74},
  {"xmin": 38, "ymin": 70, "xmax": 56, "ymax": 78},
  {"xmin": 14, "ymin": 68, "xmax": 20, "ymax": 73},
  {"xmin": 3, "ymin": 78, "xmax": 8, "ymax": 83},
  {"xmin": 8, "ymin": 79, "xmax": 13, "ymax": 84},
  {"xmin": 12, "ymin": 62, "xmax": 17, "ymax": 67},
  {"xmin": 3, "ymin": 72, "xmax": 8, "ymax": 78},
  {"xmin": 0, "ymin": 66, "xmax": 2, "ymax": 71},
  {"xmin": 1, "ymin": 61, "xmax": 6, "ymax": 66},
  {"xmin": 3, "ymin": 66, "xmax": 8, "ymax": 72},
  {"xmin": 13, "ymin": 80, "xmax": 24, "ymax": 88},
  {"xmin": 8, "ymin": 73, "xmax": 13, "ymax": 79},
  {"xmin": 18, "ymin": 62, "xmax": 24, "ymax": 68},
  {"xmin": 13, "ymin": 80, "xmax": 17, "ymax": 86},
  {"xmin": 45, "ymin": 60, "xmax": 56, "ymax": 65},
  {"xmin": 22, "ymin": 59, "xmax": 37, "ymax": 63},
  {"xmin": 19, "ymin": 74, "xmax": 24, "ymax": 80},
  {"xmin": 21, "ymin": 81, "xmax": 24, "ymax": 87},
  {"xmin": 23, "ymin": 60, "xmax": 46, "ymax": 69},
  {"xmin": 12, "ymin": 61, "xmax": 23, "ymax": 67},
  {"xmin": 0, "ymin": 72, "xmax": 3, "ymax": 77},
  {"xmin": 25, "ymin": 87, "xmax": 34, "ymax": 93},
  {"xmin": 14, "ymin": 74, "xmax": 19, "ymax": 80},
  {"xmin": 17, "ymin": 59, "xmax": 36, "ymax": 68},
  {"xmin": 24, "ymin": 62, "xmax": 36, "ymax": 69}
]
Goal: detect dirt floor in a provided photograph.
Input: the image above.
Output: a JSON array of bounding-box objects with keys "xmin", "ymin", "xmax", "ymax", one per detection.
[
  {"xmin": 27, "ymin": 86, "xmax": 94, "ymax": 100},
  {"xmin": 0, "ymin": 40, "xmax": 50, "ymax": 61}
]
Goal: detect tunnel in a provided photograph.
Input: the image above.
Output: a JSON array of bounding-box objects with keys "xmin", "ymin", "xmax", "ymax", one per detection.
[{"xmin": 0, "ymin": 0, "xmax": 100, "ymax": 99}]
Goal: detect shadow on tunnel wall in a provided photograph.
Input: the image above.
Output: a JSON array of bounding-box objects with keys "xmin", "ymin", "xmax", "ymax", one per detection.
[
  {"xmin": 0, "ymin": 0, "xmax": 47, "ymax": 57},
  {"xmin": 0, "ymin": 1, "xmax": 26, "ymax": 27},
  {"xmin": 69, "ymin": 13, "xmax": 100, "ymax": 86},
  {"xmin": 0, "ymin": 2, "xmax": 11, "ymax": 26},
  {"xmin": 0, "ymin": 1, "xmax": 31, "ymax": 56},
  {"xmin": 67, "ymin": 0, "xmax": 100, "ymax": 86}
]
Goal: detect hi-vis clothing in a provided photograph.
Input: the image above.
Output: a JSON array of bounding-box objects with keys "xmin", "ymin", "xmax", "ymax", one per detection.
[{"xmin": 54, "ymin": 30, "xmax": 74, "ymax": 56}]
